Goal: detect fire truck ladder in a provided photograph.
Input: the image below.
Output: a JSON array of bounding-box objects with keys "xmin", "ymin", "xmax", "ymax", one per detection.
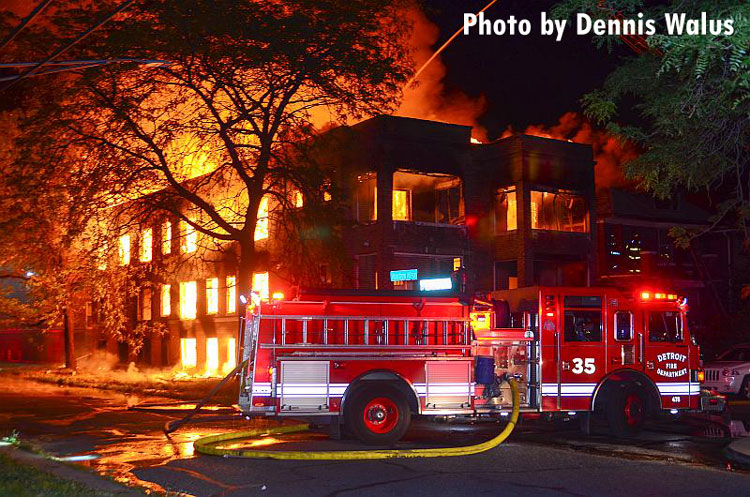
[{"xmin": 238, "ymin": 313, "xmax": 261, "ymax": 411}]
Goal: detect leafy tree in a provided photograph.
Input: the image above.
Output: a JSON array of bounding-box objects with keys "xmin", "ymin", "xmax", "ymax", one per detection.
[
  {"xmin": 5, "ymin": 0, "xmax": 413, "ymax": 340},
  {"xmin": 553, "ymin": 0, "xmax": 750, "ymax": 245},
  {"xmin": 0, "ymin": 109, "xmax": 151, "ymax": 368}
]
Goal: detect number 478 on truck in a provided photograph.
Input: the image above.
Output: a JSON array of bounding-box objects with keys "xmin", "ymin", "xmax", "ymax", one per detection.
[{"xmin": 237, "ymin": 286, "xmax": 707, "ymax": 444}]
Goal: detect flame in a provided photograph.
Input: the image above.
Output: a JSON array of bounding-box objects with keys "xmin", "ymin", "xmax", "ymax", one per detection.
[
  {"xmin": 223, "ymin": 337, "xmax": 236, "ymax": 374},
  {"xmin": 180, "ymin": 337, "xmax": 197, "ymax": 369},
  {"xmin": 205, "ymin": 337, "xmax": 219, "ymax": 375},
  {"xmin": 501, "ymin": 112, "xmax": 639, "ymax": 191},
  {"xmin": 397, "ymin": 8, "xmax": 488, "ymax": 142}
]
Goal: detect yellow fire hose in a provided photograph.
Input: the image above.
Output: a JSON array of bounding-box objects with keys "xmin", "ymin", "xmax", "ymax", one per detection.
[{"xmin": 193, "ymin": 378, "xmax": 519, "ymax": 460}]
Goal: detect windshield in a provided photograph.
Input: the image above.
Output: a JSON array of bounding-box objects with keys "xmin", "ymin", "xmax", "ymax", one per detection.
[
  {"xmin": 648, "ymin": 311, "xmax": 683, "ymax": 343},
  {"xmin": 718, "ymin": 348, "xmax": 750, "ymax": 362}
]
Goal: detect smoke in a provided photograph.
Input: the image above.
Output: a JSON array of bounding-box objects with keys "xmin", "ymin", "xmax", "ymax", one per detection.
[
  {"xmin": 397, "ymin": 8, "xmax": 488, "ymax": 142},
  {"xmin": 500, "ymin": 112, "xmax": 638, "ymax": 190}
]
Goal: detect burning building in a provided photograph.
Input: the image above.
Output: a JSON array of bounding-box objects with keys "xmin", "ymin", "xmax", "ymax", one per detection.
[{"xmin": 85, "ymin": 115, "xmax": 602, "ymax": 371}]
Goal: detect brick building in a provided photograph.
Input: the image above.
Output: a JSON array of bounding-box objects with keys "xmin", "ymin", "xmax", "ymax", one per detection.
[{"xmin": 90, "ymin": 115, "xmax": 747, "ymax": 370}]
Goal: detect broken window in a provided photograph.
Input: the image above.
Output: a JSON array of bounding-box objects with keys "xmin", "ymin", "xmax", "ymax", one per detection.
[
  {"xmin": 141, "ymin": 288, "xmax": 152, "ymax": 321},
  {"xmin": 226, "ymin": 276, "xmax": 236, "ymax": 314},
  {"xmin": 206, "ymin": 277, "xmax": 219, "ymax": 315},
  {"xmin": 181, "ymin": 220, "xmax": 197, "ymax": 253},
  {"xmin": 393, "ymin": 170, "xmax": 464, "ymax": 225},
  {"xmin": 161, "ymin": 284, "xmax": 171, "ymax": 317},
  {"xmin": 356, "ymin": 173, "xmax": 377, "ymax": 222},
  {"xmin": 119, "ymin": 234, "xmax": 131, "ymax": 265},
  {"xmin": 253, "ymin": 272, "xmax": 269, "ymax": 300},
  {"xmin": 161, "ymin": 222, "xmax": 172, "ymax": 255},
  {"xmin": 140, "ymin": 228, "xmax": 153, "ymax": 262},
  {"xmin": 254, "ymin": 196, "xmax": 270, "ymax": 241},
  {"xmin": 179, "ymin": 281, "xmax": 197, "ymax": 320},
  {"xmin": 495, "ymin": 187, "xmax": 517, "ymax": 232},
  {"xmin": 530, "ymin": 190, "xmax": 588, "ymax": 232}
]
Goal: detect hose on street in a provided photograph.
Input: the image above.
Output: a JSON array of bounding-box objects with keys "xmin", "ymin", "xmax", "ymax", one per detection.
[{"xmin": 192, "ymin": 377, "xmax": 520, "ymax": 460}]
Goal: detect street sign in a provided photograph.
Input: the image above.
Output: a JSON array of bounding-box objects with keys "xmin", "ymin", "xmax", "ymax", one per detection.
[{"xmin": 390, "ymin": 269, "xmax": 418, "ymax": 282}]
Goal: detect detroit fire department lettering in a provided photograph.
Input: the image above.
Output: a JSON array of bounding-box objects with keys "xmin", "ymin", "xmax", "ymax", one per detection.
[{"xmin": 656, "ymin": 352, "xmax": 687, "ymax": 378}]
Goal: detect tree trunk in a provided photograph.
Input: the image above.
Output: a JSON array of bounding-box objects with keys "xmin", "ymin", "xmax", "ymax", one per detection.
[
  {"xmin": 236, "ymin": 240, "xmax": 256, "ymax": 360},
  {"xmin": 62, "ymin": 305, "xmax": 76, "ymax": 370}
]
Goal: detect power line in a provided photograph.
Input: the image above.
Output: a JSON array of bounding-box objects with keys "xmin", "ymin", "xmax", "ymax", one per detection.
[
  {"xmin": 0, "ymin": 0, "xmax": 136, "ymax": 92},
  {"xmin": 0, "ymin": 0, "xmax": 54, "ymax": 54}
]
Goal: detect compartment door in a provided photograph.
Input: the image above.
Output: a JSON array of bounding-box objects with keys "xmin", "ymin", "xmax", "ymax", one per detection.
[
  {"xmin": 280, "ymin": 361, "xmax": 330, "ymax": 412},
  {"xmin": 424, "ymin": 361, "xmax": 472, "ymax": 410}
]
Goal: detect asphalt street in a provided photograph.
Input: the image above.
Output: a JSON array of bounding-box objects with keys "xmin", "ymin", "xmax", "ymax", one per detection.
[{"xmin": 1, "ymin": 376, "xmax": 749, "ymax": 497}]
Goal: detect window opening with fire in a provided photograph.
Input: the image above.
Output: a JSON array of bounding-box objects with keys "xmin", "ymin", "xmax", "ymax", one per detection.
[
  {"xmin": 495, "ymin": 187, "xmax": 517, "ymax": 232},
  {"xmin": 530, "ymin": 190, "xmax": 588, "ymax": 232},
  {"xmin": 393, "ymin": 170, "xmax": 464, "ymax": 224}
]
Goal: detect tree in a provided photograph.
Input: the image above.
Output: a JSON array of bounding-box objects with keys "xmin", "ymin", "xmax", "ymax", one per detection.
[
  {"xmin": 0, "ymin": 108, "xmax": 150, "ymax": 369},
  {"xmin": 553, "ymin": 0, "xmax": 750, "ymax": 245},
  {"xmin": 9, "ymin": 0, "xmax": 413, "ymax": 325}
]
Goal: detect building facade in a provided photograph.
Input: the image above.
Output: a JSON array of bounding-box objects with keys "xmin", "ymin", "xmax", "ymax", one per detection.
[{"xmin": 88, "ymin": 116, "xmax": 614, "ymax": 370}]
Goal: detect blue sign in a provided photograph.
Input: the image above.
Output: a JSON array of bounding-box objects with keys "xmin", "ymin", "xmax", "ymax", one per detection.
[{"xmin": 390, "ymin": 269, "xmax": 418, "ymax": 282}]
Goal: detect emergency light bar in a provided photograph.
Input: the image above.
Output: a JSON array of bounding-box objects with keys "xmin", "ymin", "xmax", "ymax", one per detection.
[{"xmin": 640, "ymin": 291, "xmax": 678, "ymax": 301}]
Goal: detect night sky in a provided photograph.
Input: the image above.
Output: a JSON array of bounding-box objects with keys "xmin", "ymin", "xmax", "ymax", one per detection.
[{"xmin": 424, "ymin": 0, "xmax": 624, "ymax": 137}]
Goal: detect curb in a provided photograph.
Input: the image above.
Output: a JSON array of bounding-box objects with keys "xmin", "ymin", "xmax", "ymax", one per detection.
[{"xmin": 0, "ymin": 447, "xmax": 145, "ymax": 496}]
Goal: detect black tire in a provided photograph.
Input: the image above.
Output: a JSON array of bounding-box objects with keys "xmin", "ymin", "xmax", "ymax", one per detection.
[
  {"xmin": 739, "ymin": 376, "xmax": 750, "ymax": 401},
  {"xmin": 345, "ymin": 383, "xmax": 411, "ymax": 445},
  {"xmin": 606, "ymin": 384, "xmax": 646, "ymax": 438}
]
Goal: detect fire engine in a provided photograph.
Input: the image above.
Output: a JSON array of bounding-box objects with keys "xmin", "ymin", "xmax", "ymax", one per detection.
[{"xmin": 237, "ymin": 286, "xmax": 702, "ymax": 444}]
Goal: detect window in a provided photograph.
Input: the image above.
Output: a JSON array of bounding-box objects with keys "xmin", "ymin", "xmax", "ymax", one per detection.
[
  {"xmin": 179, "ymin": 281, "xmax": 197, "ymax": 320},
  {"xmin": 141, "ymin": 288, "xmax": 152, "ymax": 321},
  {"xmin": 648, "ymin": 311, "xmax": 682, "ymax": 343},
  {"xmin": 181, "ymin": 221, "xmax": 197, "ymax": 253},
  {"xmin": 614, "ymin": 311, "xmax": 632, "ymax": 341},
  {"xmin": 252, "ymin": 272, "xmax": 269, "ymax": 300},
  {"xmin": 224, "ymin": 337, "xmax": 237, "ymax": 373},
  {"xmin": 162, "ymin": 222, "xmax": 172, "ymax": 255},
  {"xmin": 161, "ymin": 284, "xmax": 171, "ymax": 317},
  {"xmin": 563, "ymin": 296, "xmax": 602, "ymax": 342},
  {"xmin": 392, "ymin": 189, "xmax": 411, "ymax": 221},
  {"xmin": 356, "ymin": 173, "xmax": 377, "ymax": 222},
  {"xmin": 180, "ymin": 338, "xmax": 197, "ymax": 368},
  {"xmin": 119, "ymin": 234, "xmax": 131, "ymax": 265},
  {"xmin": 530, "ymin": 190, "xmax": 588, "ymax": 232},
  {"xmin": 436, "ymin": 185, "xmax": 462, "ymax": 224},
  {"xmin": 226, "ymin": 276, "xmax": 236, "ymax": 314},
  {"xmin": 293, "ymin": 190, "xmax": 304, "ymax": 208},
  {"xmin": 206, "ymin": 277, "xmax": 218, "ymax": 315},
  {"xmin": 495, "ymin": 187, "xmax": 517, "ymax": 232},
  {"xmin": 140, "ymin": 228, "xmax": 153, "ymax": 262},
  {"xmin": 206, "ymin": 337, "xmax": 219, "ymax": 373},
  {"xmin": 254, "ymin": 196, "xmax": 269, "ymax": 241}
]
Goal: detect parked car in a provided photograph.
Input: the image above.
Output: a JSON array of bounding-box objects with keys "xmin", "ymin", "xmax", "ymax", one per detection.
[{"xmin": 703, "ymin": 344, "xmax": 750, "ymax": 399}]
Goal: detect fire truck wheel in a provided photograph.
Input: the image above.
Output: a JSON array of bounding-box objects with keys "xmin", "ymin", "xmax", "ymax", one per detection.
[
  {"xmin": 345, "ymin": 384, "xmax": 411, "ymax": 445},
  {"xmin": 606, "ymin": 384, "xmax": 645, "ymax": 438}
]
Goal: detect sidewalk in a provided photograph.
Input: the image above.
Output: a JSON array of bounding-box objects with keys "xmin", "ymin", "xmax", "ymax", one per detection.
[{"xmin": 726, "ymin": 436, "xmax": 750, "ymax": 467}]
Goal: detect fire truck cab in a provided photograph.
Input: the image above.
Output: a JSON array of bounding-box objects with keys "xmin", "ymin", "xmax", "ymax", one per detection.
[{"xmin": 238, "ymin": 286, "xmax": 701, "ymax": 444}]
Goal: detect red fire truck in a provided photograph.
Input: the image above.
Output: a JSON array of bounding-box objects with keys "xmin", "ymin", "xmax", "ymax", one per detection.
[{"xmin": 238, "ymin": 286, "xmax": 702, "ymax": 444}]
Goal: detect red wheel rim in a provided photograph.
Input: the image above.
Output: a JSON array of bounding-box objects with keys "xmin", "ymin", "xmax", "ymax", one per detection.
[
  {"xmin": 363, "ymin": 396, "xmax": 399, "ymax": 434},
  {"xmin": 624, "ymin": 393, "xmax": 644, "ymax": 427}
]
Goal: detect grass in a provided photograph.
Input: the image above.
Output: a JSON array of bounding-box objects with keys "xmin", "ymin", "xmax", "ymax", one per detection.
[{"xmin": 0, "ymin": 452, "xmax": 121, "ymax": 497}]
